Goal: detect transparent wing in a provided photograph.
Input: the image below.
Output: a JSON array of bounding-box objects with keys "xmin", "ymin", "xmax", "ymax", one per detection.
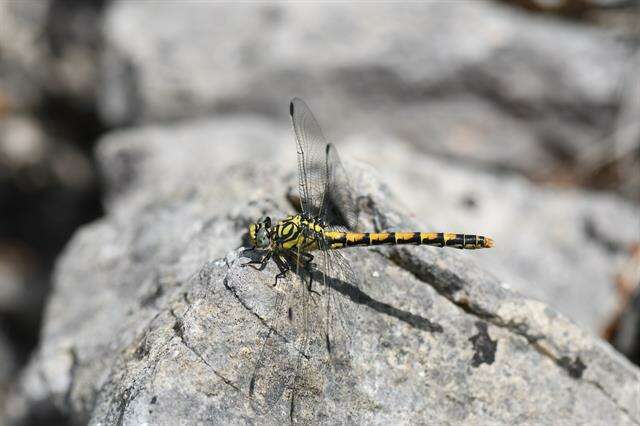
[
  {"xmin": 323, "ymin": 144, "xmax": 359, "ymax": 230},
  {"xmin": 290, "ymin": 98, "xmax": 329, "ymax": 220},
  {"xmin": 248, "ymin": 267, "xmax": 310, "ymax": 415},
  {"xmin": 248, "ymin": 289, "xmax": 289, "ymax": 410},
  {"xmin": 317, "ymin": 244, "xmax": 361, "ymax": 361},
  {"xmin": 290, "ymin": 98, "xmax": 360, "ymax": 229}
]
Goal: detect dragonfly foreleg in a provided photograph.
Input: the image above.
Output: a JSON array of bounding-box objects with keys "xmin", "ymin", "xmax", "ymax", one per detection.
[
  {"xmin": 242, "ymin": 249, "xmax": 272, "ymax": 271},
  {"xmin": 280, "ymin": 251, "xmax": 321, "ymax": 298},
  {"xmin": 297, "ymin": 253, "xmax": 321, "ymax": 297},
  {"xmin": 272, "ymin": 254, "xmax": 290, "ymax": 285}
]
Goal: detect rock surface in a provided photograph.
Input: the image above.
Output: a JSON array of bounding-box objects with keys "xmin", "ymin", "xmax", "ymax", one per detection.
[
  {"xmin": 0, "ymin": 0, "xmax": 50, "ymax": 113},
  {"xmin": 9, "ymin": 116, "xmax": 640, "ymax": 424},
  {"xmin": 616, "ymin": 285, "xmax": 640, "ymax": 365},
  {"xmin": 0, "ymin": 0, "xmax": 106, "ymax": 113},
  {"xmin": 0, "ymin": 329, "xmax": 16, "ymax": 421},
  {"xmin": 341, "ymin": 135, "xmax": 640, "ymax": 334},
  {"xmin": 99, "ymin": 1, "xmax": 636, "ymax": 180},
  {"xmin": 94, "ymin": 116, "xmax": 640, "ymax": 334}
]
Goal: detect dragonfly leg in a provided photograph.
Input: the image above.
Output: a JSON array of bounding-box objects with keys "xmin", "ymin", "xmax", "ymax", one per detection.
[
  {"xmin": 297, "ymin": 255, "xmax": 322, "ymax": 298},
  {"xmin": 307, "ymin": 275, "xmax": 321, "ymax": 299},
  {"xmin": 242, "ymin": 250, "xmax": 272, "ymax": 271},
  {"xmin": 241, "ymin": 246, "xmax": 256, "ymax": 255},
  {"xmin": 273, "ymin": 254, "xmax": 290, "ymax": 286}
]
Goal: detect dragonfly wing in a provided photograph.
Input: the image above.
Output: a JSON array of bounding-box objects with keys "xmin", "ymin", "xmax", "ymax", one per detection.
[
  {"xmin": 318, "ymin": 246, "xmax": 361, "ymax": 359},
  {"xmin": 248, "ymin": 270, "xmax": 310, "ymax": 415},
  {"xmin": 290, "ymin": 98, "xmax": 360, "ymax": 229},
  {"xmin": 290, "ymin": 98, "xmax": 329, "ymax": 219},
  {"xmin": 323, "ymin": 144, "xmax": 359, "ymax": 230}
]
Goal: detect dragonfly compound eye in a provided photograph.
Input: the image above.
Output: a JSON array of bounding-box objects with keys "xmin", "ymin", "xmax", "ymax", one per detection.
[
  {"xmin": 257, "ymin": 216, "xmax": 271, "ymax": 228},
  {"xmin": 256, "ymin": 228, "xmax": 270, "ymax": 248}
]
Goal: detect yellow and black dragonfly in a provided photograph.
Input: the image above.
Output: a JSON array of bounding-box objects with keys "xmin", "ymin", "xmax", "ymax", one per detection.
[{"xmin": 242, "ymin": 97, "xmax": 493, "ymax": 416}]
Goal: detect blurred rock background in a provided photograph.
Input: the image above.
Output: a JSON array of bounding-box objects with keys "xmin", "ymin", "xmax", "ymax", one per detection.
[{"xmin": 0, "ymin": 0, "xmax": 638, "ymax": 423}]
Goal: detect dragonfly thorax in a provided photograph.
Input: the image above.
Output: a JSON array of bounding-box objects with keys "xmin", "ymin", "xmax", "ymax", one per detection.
[
  {"xmin": 249, "ymin": 214, "xmax": 327, "ymax": 252},
  {"xmin": 274, "ymin": 215, "xmax": 326, "ymax": 252}
]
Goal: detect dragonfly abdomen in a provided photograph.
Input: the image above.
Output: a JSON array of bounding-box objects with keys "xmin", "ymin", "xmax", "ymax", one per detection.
[{"xmin": 324, "ymin": 231, "xmax": 493, "ymax": 250}]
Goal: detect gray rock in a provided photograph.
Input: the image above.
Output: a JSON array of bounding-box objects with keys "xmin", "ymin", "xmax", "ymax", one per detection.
[
  {"xmin": 0, "ymin": 329, "xmax": 17, "ymax": 422},
  {"xmin": 615, "ymin": 285, "xmax": 640, "ymax": 365},
  {"xmin": 9, "ymin": 115, "xmax": 640, "ymax": 424},
  {"xmin": 611, "ymin": 247, "xmax": 640, "ymax": 365},
  {"xmin": 99, "ymin": 1, "xmax": 634, "ymax": 177},
  {"xmin": 0, "ymin": 242, "xmax": 41, "ymax": 321},
  {"xmin": 43, "ymin": 0, "xmax": 108, "ymax": 109},
  {"xmin": 0, "ymin": 116, "xmax": 49, "ymax": 178},
  {"xmin": 0, "ymin": 115, "xmax": 97, "ymax": 319},
  {"xmin": 0, "ymin": 114, "xmax": 100, "ymax": 426},
  {"xmin": 0, "ymin": 0, "xmax": 106, "ymax": 113},
  {"xmin": 0, "ymin": 1, "xmax": 50, "ymax": 112},
  {"xmin": 100, "ymin": 116, "xmax": 640, "ymax": 335},
  {"xmin": 342, "ymin": 135, "xmax": 640, "ymax": 334}
]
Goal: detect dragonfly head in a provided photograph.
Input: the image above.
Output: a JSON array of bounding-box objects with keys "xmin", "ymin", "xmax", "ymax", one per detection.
[{"xmin": 249, "ymin": 216, "xmax": 272, "ymax": 249}]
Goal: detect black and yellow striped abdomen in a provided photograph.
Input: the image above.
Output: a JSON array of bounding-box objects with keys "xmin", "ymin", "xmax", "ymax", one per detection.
[
  {"xmin": 323, "ymin": 231, "xmax": 493, "ymax": 250},
  {"xmin": 270, "ymin": 215, "xmax": 494, "ymax": 252}
]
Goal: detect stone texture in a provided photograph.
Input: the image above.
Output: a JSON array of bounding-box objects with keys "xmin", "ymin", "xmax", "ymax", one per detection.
[
  {"xmin": 0, "ymin": 0, "xmax": 50, "ymax": 113},
  {"xmin": 0, "ymin": 0, "xmax": 107, "ymax": 114},
  {"xmin": 0, "ymin": 329, "xmax": 16, "ymax": 422},
  {"xmin": 615, "ymin": 285, "xmax": 640, "ymax": 365},
  {"xmin": 99, "ymin": 116, "xmax": 640, "ymax": 335},
  {"xmin": 611, "ymin": 246, "xmax": 640, "ymax": 366},
  {"xmin": 341, "ymin": 135, "xmax": 640, "ymax": 334},
  {"xmin": 99, "ymin": 1, "xmax": 635, "ymax": 179},
  {"xmin": 9, "ymin": 115, "xmax": 639, "ymax": 424}
]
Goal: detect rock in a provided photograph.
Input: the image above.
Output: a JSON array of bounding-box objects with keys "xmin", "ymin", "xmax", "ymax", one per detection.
[
  {"xmin": 0, "ymin": 0, "xmax": 106, "ymax": 114},
  {"xmin": 97, "ymin": 115, "xmax": 640, "ymax": 336},
  {"xmin": 610, "ymin": 246, "xmax": 640, "ymax": 365},
  {"xmin": 0, "ymin": 242, "xmax": 43, "ymax": 321},
  {"xmin": 10, "ymin": 115, "xmax": 639, "ymax": 424},
  {"xmin": 0, "ymin": 0, "xmax": 50, "ymax": 112},
  {"xmin": 615, "ymin": 285, "xmax": 640, "ymax": 365},
  {"xmin": 342, "ymin": 135, "xmax": 640, "ymax": 334},
  {"xmin": 500, "ymin": 0, "xmax": 640, "ymax": 17},
  {"xmin": 0, "ymin": 114, "xmax": 98, "ymax": 271},
  {"xmin": 43, "ymin": 0, "xmax": 108, "ymax": 110},
  {"xmin": 99, "ymin": 1, "xmax": 634, "ymax": 179},
  {"xmin": 0, "ymin": 329, "xmax": 17, "ymax": 421},
  {"xmin": 0, "ymin": 115, "xmax": 100, "ymax": 413},
  {"xmin": 0, "ymin": 116, "xmax": 48, "ymax": 177}
]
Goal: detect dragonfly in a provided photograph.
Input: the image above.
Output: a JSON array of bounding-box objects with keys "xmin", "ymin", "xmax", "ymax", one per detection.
[{"xmin": 242, "ymin": 97, "xmax": 494, "ymax": 417}]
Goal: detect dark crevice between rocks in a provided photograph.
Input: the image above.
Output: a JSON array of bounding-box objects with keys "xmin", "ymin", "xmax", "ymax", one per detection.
[
  {"xmin": 115, "ymin": 385, "xmax": 140, "ymax": 426},
  {"xmin": 557, "ymin": 355, "xmax": 587, "ymax": 379},
  {"xmin": 169, "ymin": 309, "xmax": 240, "ymax": 392},
  {"xmin": 582, "ymin": 376, "xmax": 640, "ymax": 426},
  {"xmin": 495, "ymin": 0, "xmax": 640, "ymax": 22},
  {"xmin": 469, "ymin": 322, "xmax": 497, "ymax": 367}
]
